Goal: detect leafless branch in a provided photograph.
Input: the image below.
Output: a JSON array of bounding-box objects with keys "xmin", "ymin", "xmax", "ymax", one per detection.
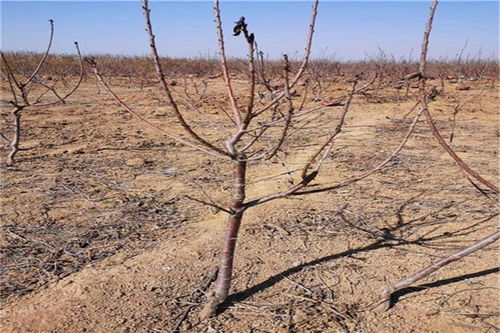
[
  {"xmin": 252, "ymin": 0, "xmax": 319, "ymax": 118},
  {"xmin": 377, "ymin": 230, "xmax": 500, "ymax": 311},
  {"xmin": 414, "ymin": 0, "xmax": 498, "ymax": 193},
  {"xmin": 142, "ymin": 0, "xmax": 230, "ymax": 158},
  {"xmin": 185, "ymin": 196, "xmax": 234, "ymax": 215},
  {"xmin": 214, "ymin": 0, "xmax": 241, "ymax": 125},
  {"xmin": 301, "ymin": 78, "xmax": 358, "ymax": 178},
  {"xmin": 85, "ymin": 58, "xmax": 230, "ymax": 160},
  {"xmin": 23, "ymin": 19, "xmax": 55, "ymax": 87}
]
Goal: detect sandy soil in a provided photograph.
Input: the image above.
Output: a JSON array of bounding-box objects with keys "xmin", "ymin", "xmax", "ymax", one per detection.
[{"xmin": 1, "ymin": 77, "xmax": 498, "ymax": 332}]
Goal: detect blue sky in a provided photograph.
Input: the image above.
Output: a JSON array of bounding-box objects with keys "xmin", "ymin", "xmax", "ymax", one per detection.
[{"xmin": 1, "ymin": 1, "xmax": 498, "ymax": 61}]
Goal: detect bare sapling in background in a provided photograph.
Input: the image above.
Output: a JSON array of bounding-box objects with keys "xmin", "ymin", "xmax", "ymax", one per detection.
[
  {"xmin": 0, "ymin": 20, "xmax": 84, "ymax": 166},
  {"xmin": 83, "ymin": 0, "xmax": 498, "ymax": 321}
]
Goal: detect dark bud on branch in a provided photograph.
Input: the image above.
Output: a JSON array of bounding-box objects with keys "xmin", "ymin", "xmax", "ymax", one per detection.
[
  {"xmin": 233, "ymin": 17, "xmax": 246, "ymax": 36},
  {"xmin": 233, "ymin": 16, "xmax": 254, "ymax": 44},
  {"xmin": 283, "ymin": 54, "xmax": 291, "ymax": 72}
]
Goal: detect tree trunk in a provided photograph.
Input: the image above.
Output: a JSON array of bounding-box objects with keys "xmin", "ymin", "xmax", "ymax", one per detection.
[
  {"xmin": 7, "ymin": 109, "xmax": 21, "ymax": 166},
  {"xmin": 200, "ymin": 160, "xmax": 246, "ymax": 319}
]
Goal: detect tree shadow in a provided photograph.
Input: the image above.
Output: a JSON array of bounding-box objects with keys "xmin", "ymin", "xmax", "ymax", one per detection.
[
  {"xmin": 223, "ymin": 239, "xmax": 392, "ymax": 310},
  {"xmin": 387, "ymin": 267, "xmax": 499, "ymax": 309},
  {"xmin": 219, "ymin": 197, "xmax": 497, "ymax": 315}
]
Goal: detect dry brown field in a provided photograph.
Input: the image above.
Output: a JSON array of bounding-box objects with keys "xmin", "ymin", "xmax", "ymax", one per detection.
[{"xmin": 1, "ymin": 74, "xmax": 498, "ymax": 332}]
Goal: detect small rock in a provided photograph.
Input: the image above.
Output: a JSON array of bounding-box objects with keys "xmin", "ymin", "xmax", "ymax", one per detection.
[
  {"xmin": 207, "ymin": 326, "xmax": 218, "ymax": 333},
  {"xmin": 455, "ymin": 82, "xmax": 471, "ymax": 91},
  {"xmin": 160, "ymin": 168, "xmax": 176, "ymax": 176},
  {"xmin": 125, "ymin": 158, "xmax": 145, "ymax": 167},
  {"xmin": 425, "ymin": 308, "xmax": 440, "ymax": 316},
  {"xmin": 66, "ymin": 146, "xmax": 85, "ymax": 154},
  {"xmin": 154, "ymin": 107, "xmax": 169, "ymax": 116}
]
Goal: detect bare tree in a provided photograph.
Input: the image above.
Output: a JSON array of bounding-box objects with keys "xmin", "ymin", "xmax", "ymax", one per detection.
[
  {"xmin": 84, "ymin": 0, "xmax": 497, "ymax": 320},
  {"xmin": 0, "ymin": 20, "xmax": 84, "ymax": 166}
]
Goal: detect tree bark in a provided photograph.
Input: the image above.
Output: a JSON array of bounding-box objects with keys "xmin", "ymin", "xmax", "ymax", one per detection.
[
  {"xmin": 7, "ymin": 108, "xmax": 21, "ymax": 166},
  {"xmin": 200, "ymin": 160, "xmax": 246, "ymax": 319}
]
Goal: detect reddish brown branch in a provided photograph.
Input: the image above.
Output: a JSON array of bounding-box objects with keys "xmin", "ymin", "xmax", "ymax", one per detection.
[
  {"xmin": 415, "ymin": 0, "xmax": 498, "ymax": 193},
  {"xmin": 423, "ymin": 110, "xmax": 498, "ymax": 192},
  {"xmin": 184, "ymin": 195, "xmax": 234, "ymax": 215},
  {"xmin": 263, "ymin": 55, "xmax": 294, "ymax": 160},
  {"xmin": 32, "ymin": 42, "xmax": 84, "ymax": 108},
  {"xmin": 252, "ymin": 0, "xmax": 319, "ymax": 118},
  {"xmin": 244, "ymin": 171, "xmax": 319, "ymax": 208},
  {"xmin": 295, "ymin": 107, "xmax": 425, "ymax": 195},
  {"xmin": 214, "ymin": 0, "xmax": 241, "ymax": 125},
  {"xmin": 86, "ymin": 59, "xmax": 230, "ymax": 159},
  {"xmin": 24, "ymin": 19, "xmax": 55, "ymax": 87},
  {"xmin": 142, "ymin": 0, "xmax": 230, "ymax": 158},
  {"xmin": 301, "ymin": 78, "xmax": 358, "ymax": 179}
]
